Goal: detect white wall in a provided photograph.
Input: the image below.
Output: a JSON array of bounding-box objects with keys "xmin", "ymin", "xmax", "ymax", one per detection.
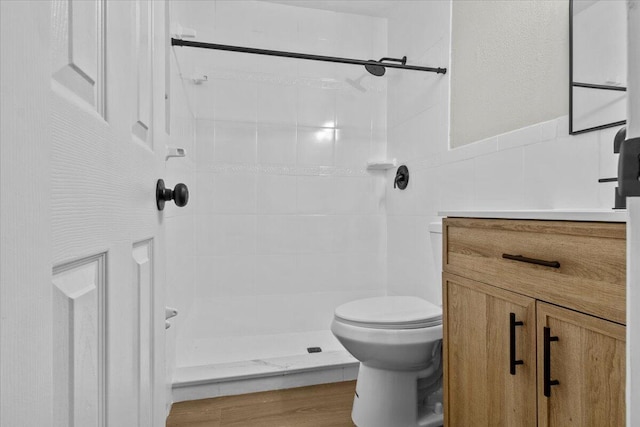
[
  {"xmin": 385, "ymin": 0, "xmax": 451, "ymax": 304},
  {"xmin": 385, "ymin": 0, "xmax": 621, "ymax": 307},
  {"xmin": 170, "ymin": 0, "xmax": 389, "ymax": 367},
  {"xmin": 450, "ymin": 0, "xmax": 569, "ymax": 147}
]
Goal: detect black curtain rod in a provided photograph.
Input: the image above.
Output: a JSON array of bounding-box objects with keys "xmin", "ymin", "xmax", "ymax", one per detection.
[{"xmin": 171, "ymin": 38, "xmax": 447, "ymax": 75}]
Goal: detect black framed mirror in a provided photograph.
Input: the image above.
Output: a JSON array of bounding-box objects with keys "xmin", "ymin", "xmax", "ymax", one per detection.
[{"xmin": 569, "ymin": 0, "xmax": 627, "ymax": 135}]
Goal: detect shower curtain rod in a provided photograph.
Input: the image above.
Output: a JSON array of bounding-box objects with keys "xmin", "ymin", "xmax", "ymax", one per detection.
[{"xmin": 171, "ymin": 38, "xmax": 447, "ymax": 75}]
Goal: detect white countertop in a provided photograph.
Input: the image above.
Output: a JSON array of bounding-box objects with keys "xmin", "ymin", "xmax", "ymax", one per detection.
[{"xmin": 438, "ymin": 209, "xmax": 627, "ymax": 223}]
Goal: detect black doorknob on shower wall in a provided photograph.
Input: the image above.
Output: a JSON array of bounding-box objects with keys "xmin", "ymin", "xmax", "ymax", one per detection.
[
  {"xmin": 156, "ymin": 179, "xmax": 189, "ymax": 211},
  {"xmin": 394, "ymin": 165, "xmax": 409, "ymax": 190}
]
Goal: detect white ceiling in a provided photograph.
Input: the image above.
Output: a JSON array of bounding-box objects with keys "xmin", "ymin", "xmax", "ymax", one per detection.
[{"xmin": 259, "ymin": 0, "xmax": 399, "ymax": 18}]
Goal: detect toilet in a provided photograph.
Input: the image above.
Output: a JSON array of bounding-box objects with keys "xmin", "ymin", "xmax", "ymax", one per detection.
[{"xmin": 331, "ymin": 222, "xmax": 444, "ymax": 427}]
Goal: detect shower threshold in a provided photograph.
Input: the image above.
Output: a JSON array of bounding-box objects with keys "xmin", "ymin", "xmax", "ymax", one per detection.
[{"xmin": 172, "ymin": 349, "xmax": 358, "ymax": 402}]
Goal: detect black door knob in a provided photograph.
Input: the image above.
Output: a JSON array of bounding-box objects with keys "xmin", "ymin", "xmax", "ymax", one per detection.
[{"xmin": 156, "ymin": 179, "xmax": 189, "ymax": 211}]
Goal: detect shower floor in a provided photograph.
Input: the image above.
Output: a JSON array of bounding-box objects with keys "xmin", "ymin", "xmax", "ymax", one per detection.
[
  {"xmin": 180, "ymin": 330, "xmax": 347, "ymax": 366},
  {"xmin": 173, "ymin": 330, "xmax": 358, "ymax": 401}
]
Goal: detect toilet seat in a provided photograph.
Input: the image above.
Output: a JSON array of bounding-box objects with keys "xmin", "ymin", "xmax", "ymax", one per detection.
[{"xmin": 334, "ymin": 296, "xmax": 442, "ymax": 330}]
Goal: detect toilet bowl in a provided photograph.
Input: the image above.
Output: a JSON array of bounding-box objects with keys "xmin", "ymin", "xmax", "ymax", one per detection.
[{"xmin": 331, "ymin": 296, "xmax": 444, "ymax": 427}]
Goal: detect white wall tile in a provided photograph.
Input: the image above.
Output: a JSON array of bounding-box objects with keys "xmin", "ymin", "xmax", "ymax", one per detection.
[
  {"xmin": 336, "ymin": 252, "xmax": 387, "ymax": 292},
  {"xmin": 474, "ymin": 148, "xmax": 525, "ymax": 209},
  {"xmin": 196, "ymin": 49, "xmax": 256, "ymax": 76},
  {"xmin": 196, "ymin": 119, "xmax": 216, "ymax": 165},
  {"xmin": 257, "ymin": 124, "xmax": 297, "ymax": 165},
  {"xmin": 296, "ymin": 176, "xmax": 334, "ymax": 215},
  {"xmin": 523, "ymin": 132, "xmax": 600, "ymax": 209},
  {"xmin": 294, "ymin": 254, "xmax": 340, "ymax": 292},
  {"xmin": 540, "ymin": 119, "xmax": 558, "ymax": 142},
  {"xmin": 206, "ymin": 173, "xmax": 257, "ymax": 214},
  {"xmin": 496, "ymin": 123, "xmax": 542, "ymax": 150},
  {"xmin": 296, "ymin": 7, "xmax": 338, "ymax": 56},
  {"xmin": 438, "ymin": 159, "xmax": 475, "ymax": 211},
  {"xmin": 297, "ymin": 86, "xmax": 336, "ymax": 128},
  {"xmin": 344, "ymin": 215, "xmax": 385, "ymax": 254},
  {"xmin": 297, "ymin": 215, "xmax": 343, "ymax": 254},
  {"xmin": 333, "ymin": 177, "xmax": 377, "ymax": 215},
  {"xmin": 336, "ymin": 88, "xmax": 372, "ymax": 130},
  {"xmin": 257, "ymin": 83, "xmax": 297, "ymax": 125},
  {"xmin": 386, "ymin": 165, "xmax": 440, "ymax": 217},
  {"xmin": 214, "ymin": 121, "xmax": 257, "ymax": 164},
  {"xmin": 212, "ymin": 79, "xmax": 257, "ymax": 122},
  {"xmin": 196, "ymin": 255, "xmax": 256, "ymax": 298},
  {"xmin": 196, "ymin": 214, "xmax": 256, "ymax": 256},
  {"xmin": 257, "ymin": 174, "xmax": 298, "ymax": 214},
  {"xmin": 442, "ymin": 136, "xmax": 497, "ymax": 164},
  {"xmin": 212, "ymin": 1, "xmax": 262, "ymax": 47},
  {"xmin": 256, "ymin": 215, "xmax": 300, "ymax": 254},
  {"xmin": 254, "ymin": 255, "xmax": 298, "ymax": 295},
  {"xmin": 297, "ymin": 127, "xmax": 335, "ymax": 167},
  {"xmin": 386, "ymin": 215, "xmax": 439, "ymax": 304},
  {"xmin": 335, "ymin": 128, "xmax": 371, "ymax": 168},
  {"xmin": 387, "ymin": 59, "xmax": 446, "ymax": 128},
  {"xmin": 251, "ymin": 1, "xmax": 299, "ymax": 52}
]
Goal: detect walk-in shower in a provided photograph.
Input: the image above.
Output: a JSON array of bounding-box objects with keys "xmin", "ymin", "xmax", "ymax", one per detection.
[{"xmin": 165, "ymin": 0, "xmax": 448, "ymax": 401}]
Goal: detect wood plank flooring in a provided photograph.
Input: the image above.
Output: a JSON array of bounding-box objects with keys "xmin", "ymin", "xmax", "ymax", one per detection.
[{"xmin": 166, "ymin": 381, "xmax": 357, "ymax": 427}]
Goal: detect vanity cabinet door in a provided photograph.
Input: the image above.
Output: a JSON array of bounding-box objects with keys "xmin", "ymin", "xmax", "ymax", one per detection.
[
  {"xmin": 443, "ymin": 273, "xmax": 536, "ymax": 426},
  {"xmin": 537, "ymin": 302, "xmax": 625, "ymax": 427}
]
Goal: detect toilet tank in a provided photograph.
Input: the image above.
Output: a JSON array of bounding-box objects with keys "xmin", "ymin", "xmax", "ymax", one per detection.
[{"xmin": 429, "ymin": 220, "xmax": 443, "ymax": 303}]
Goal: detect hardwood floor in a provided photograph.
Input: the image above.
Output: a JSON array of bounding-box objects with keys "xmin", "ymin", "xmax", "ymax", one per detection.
[{"xmin": 166, "ymin": 381, "xmax": 357, "ymax": 427}]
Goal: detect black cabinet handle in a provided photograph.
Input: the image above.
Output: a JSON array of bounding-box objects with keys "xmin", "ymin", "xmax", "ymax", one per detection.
[
  {"xmin": 543, "ymin": 326, "xmax": 560, "ymax": 397},
  {"xmin": 502, "ymin": 254, "xmax": 560, "ymax": 269},
  {"xmin": 509, "ymin": 313, "xmax": 524, "ymax": 375}
]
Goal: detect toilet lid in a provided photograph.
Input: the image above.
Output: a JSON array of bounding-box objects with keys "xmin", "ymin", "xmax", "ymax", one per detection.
[{"xmin": 334, "ymin": 296, "xmax": 442, "ymax": 329}]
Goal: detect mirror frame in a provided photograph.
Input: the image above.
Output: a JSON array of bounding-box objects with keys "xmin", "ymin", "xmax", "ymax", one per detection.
[{"xmin": 569, "ymin": 0, "xmax": 627, "ymax": 135}]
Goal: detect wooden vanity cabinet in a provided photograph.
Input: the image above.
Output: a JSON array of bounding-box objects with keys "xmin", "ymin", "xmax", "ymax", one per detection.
[
  {"xmin": 442, "ymin": 218, "xmax": 626, "ymax": 427},
  {"xmin": 444, "ymin": 274, "xmax": 536, "ymax": 426},
  {"xmin": 536, "ymin": 302, "xmax": 625, "ymax": 427}
]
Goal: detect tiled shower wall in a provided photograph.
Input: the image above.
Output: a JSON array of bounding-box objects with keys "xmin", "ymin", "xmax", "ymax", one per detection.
[
  {"xmin": 385, "ymin": 1, "xmax": 452, "ymax": 305},
  {"xmin": 171, "ymin": 1, "xmax": 389, "ymax": 366},
  {"xmin": 385, "ymin": 1, "xmax": 622, "ymax": 307}
]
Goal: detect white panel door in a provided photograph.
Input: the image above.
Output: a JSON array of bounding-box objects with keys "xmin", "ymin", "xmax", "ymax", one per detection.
[
  {"xmin": 1, "ymin": 0, "xmax": 171, "ymax": 426},
  {"xmin": 627, "ymin": 1, "xmax": 640, "ymax": 425},
  {"xmin": 49, "ymin": 0, "xmax": 169, "ymax": 425}
]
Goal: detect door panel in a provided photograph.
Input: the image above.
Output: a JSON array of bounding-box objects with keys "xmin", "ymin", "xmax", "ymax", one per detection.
[
  {"xmin": 51, "ymin": 0, "xmax": 106, "ymax": 114},
  {"xmin": 132, "ymin": 0, "xmax": 153, "ymax": 145},
  {"xmin": 444, "ymin": 273, "xmax": 536, "ymax": 426},
  {"xmin": 52, "ymin": 254, "xmax": 106, "ymax": 427},
  {"xmin": 133, "ymin": 240, "xmax": 154, "ymax": 427},
  {"xmin": 537, "ymin": 302, "xmax": 625, "ymax": 427}
]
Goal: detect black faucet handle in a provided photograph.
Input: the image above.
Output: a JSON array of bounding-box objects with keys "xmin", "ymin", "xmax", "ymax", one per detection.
[
  {"xmin": 613, "ymin": 127, "xmax": 626, "ymax": 154},
  {"xmin": 394, "ymin": 165, "xmax": 409, "ymax": 190}
]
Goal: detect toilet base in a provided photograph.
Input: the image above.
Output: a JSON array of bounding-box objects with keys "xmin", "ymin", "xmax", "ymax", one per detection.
[{"xmin": 351, "ymin": 364, "xmax": 443, "ymax": 427}]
